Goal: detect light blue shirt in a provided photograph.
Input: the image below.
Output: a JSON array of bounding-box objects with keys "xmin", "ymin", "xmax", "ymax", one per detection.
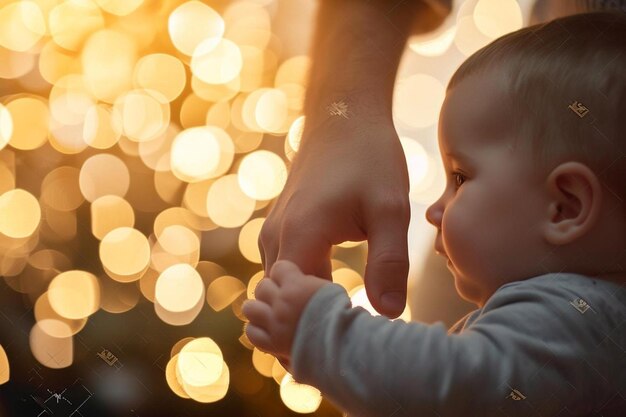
[{"xmin": 291, "ymin": 272, "xmax": 625, "ymax": 417}]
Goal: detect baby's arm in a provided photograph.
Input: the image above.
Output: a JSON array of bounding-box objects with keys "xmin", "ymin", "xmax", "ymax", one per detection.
[
  {"xmin": 283, "ymin": 275, "xmax": 623, "ymax": 417},
  {"xmin": 242, "ymin": 260, "xmax": 332, "ymax": 371}
]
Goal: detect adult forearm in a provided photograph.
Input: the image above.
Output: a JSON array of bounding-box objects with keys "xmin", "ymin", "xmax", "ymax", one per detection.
[{"xmin": 303, "ymin": 0, "xmax": 421, "ymax": 127}]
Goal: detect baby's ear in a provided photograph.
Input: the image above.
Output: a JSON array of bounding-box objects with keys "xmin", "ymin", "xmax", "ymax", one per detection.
[{"xmin": 543, "ymin": 161, "xmax": 602, "ymax": 246}]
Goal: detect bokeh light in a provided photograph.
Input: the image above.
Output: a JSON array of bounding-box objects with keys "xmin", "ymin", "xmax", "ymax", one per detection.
[
  {"xmin": 34, "ymin": 292, "xmax": 87, "ymax": 338},
  {"xmin": 238, "ymin": 217, "xmax": 264, "ymax": 263},
  {"xmin": 206, "ymin": 275, "xmax": 246, "ymax": 311},
  {"xmin": 41, "ymin": 166, "xmax": 84, "ymax": 212},
  {"xmin": 29, "ymin": 320, "xmax": 74, "ymax": 369},
  {"xmin": 112, "ymin": 89, "xmax": 170, "ymax": 143},
  {"xmin": 154, "ymin": 263, "xmax": 205, "ymax": 326},
  {"xmin": 454, "ymin": 15, "xmax": 493, "ymax": 56},
  {"xmin": 0, "ymin": 103, "xmax": 13, "ymax": 150},
  {"xmin": 474, "ymin": 0, "xmax": 523, "ymax": 38},
  {"xmin": 134, "ymin": 53, "xmax": 186, "ymax": 102},
  {"xmin": 79, "ymin": 153, "xmax": 130, "ymax": 202},
  {"xmin": 287, "ymin": 115, "xmax": 304, "ymax": 152},
  {"xmin": 0, "ymin": 0, "xmax": 523, "ymax": 413},
  {"xmin": 95, "ymin": 0, "xmax": 144, "ymax": 17},
  {"xmin": 151, "ymin": 224, "xmax": 200, "ymax": 272},
  {"xmin": 0, "ymin": 1, "xmax": 46, "ymax": 52},
  {"xmin": 191, "ymin": 38, "xmax": 243, "ymax": 85},
  {"xmin": 332, "ymin": 267, "xmax": 364, "ymax": 294},
  {"xmin": 206, "ymin": 174, "xmax": 256, "ymax": 228},
  {"xmin": 409, "ymin": 25, "xmax": 457, "ymax": 57},
  {"xmin": 394, "ymin": 74, "xmax": 445, "ymax": 129},
  {"xmin": 91, "ymin": 195, "xmax": 135, "ymax": 240},
  {"xmin": 177, "ymin": 337, "xmax": 223, "ymax": 387},
  {"xmin": 252, "ymin": 348, "xmax": 275, "ymax": 377},
  {"xmin": 82, "ymin": 29, "xmax": 136, "ymax": 103},
  {"xmin": 166, "ymin": 354, "xmax": 190, "ymax": 399},
  {"xmin": 279, "ymin": 373, "xmax": 322, "ymax": 414},
  {"xmin": 238, "ymin": 150, "xmax": 287, "ymax": 200},
  {"xmin": 49, "ymin": 0, "xmax": 104, "ymax": 52},
  {"xmin": 170, "ymin": 126, "xmax": 234, "ymax": 183},
  {"xmin": 0, "ymin": 189, "xmax": 41, "ymax": 238},
  {"xmin": 0, "ymin": 344, "xmax": 8, "ymax": 384},
  {"xmin": 168, "ymin": 1, "xmax": 224, "ymax": 56},
  {"xmin": 6, "ymin": 96, "xmax": 49, "ymax": 150},
  {"xmin": 100, "ymin": 227, "xmax": 150, "ymax": 282},
  {"xmin": 48, "ymin": 270, "xmax": 100, "ymax": 320}
]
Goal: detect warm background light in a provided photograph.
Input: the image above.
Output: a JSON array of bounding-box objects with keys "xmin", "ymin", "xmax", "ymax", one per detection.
[
  {"xmin": 29, "ymin": 320, "xmax": 74, "ymax": 369},
  {"xmin": 48, "ymin": 270, "xmax": 100, "ymax": 320},
  {"xmin": 0, "ymin": 344, "xmax": 9, "ymax": 385},
  {"xmin": 280, "ymin": 373, "xmax": 322, "ymax": 414},
  {"xmin": 168, "ymin": 1, "xmax": 224, "ymax": 56},
  {"xmin": 0, "ymin": 0, "xmax": 535, "ymax": 414},
  {"xmin": 0, "ymin": 189, "xmax": 41, "ymax": 238},
  {"xmin": 0, "ymin": 103, "xmax": 14, "ymax": 150},
  {"xmin": 100, "ymin": 227, "xmax": 150, "ymax": 282}
]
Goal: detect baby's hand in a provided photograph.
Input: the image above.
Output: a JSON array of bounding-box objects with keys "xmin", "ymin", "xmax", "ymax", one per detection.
[{"xmin": 242, "ymin": 260, "xmax": 332, "ymax": 370}]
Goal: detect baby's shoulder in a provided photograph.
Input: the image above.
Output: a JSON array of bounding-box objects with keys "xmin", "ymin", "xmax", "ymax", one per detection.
[
  {"xmin": 482, "ymin": 272, "xmax": 625, "ymax": 324},
  {"xmin": 463, "ymin": 273, "xmax": 624, "ymax": 358}
]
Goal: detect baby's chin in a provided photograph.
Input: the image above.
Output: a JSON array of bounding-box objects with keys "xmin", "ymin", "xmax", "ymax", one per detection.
[{"xmin": 450, "ymin": 266, "xmax": 491, "ymax": 308}]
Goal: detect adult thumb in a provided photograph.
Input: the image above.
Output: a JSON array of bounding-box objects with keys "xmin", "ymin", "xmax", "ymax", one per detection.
[{"xmin": 363, "ymin": 216, "xmax": 410, "ymax": 319}]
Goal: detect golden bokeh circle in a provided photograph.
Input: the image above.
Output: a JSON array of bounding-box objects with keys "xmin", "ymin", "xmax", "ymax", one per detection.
[
  {"xmin": 0, "ymin": 103, "xmax": 13, "ymax": 150},
  {"xmin": 279, "ymin": 373, "xmax": 322, "ymax": 414},
  {"xmin": 0, "ymin": 189, "xmax": 41, "ymax": 239},
  {"xmin": 238, "ymin": 218, "xmax": 264, "ymax": 263},
  {"xmin": 155, "ymin": 263, "xmax": 204, "ymax": 313},
  {"xmin": 177, "ymin": 337, "xmax": 223, "ymax": 387},
  {"xmin": 79, "ymin": 153, "xmax": 130, "ymax": 202},
  {"xmin": 99, "ymin": 227, "xmax": 150, "ymax": 282},
  {"xmin": 168, "ymin": 1, "xmax": 224, "ymax": 56},
  {"xmin": 206, "ymin": 174, "xmax": 256, "ymax": 228},
  {"xmin": 48, "ymin": 270, "xmax": 100, "ymax": 320},
  {"xmin": 6, "ymin": 96, "xmax": 49, "ymax": 151},
  {"xmin": 237, "ymin": 150, "xmax": 287, "ymax": 200}
]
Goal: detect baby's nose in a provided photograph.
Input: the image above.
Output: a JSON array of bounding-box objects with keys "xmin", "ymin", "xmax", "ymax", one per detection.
[{"xmin": 425, "ymin": 202, "xmax": 442, "ymax": 228}]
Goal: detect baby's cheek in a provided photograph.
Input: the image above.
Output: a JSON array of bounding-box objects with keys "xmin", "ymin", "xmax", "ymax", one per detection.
[
  {"xmin": 442, "ymin": 204, "xmax": 493, "ymax": 301},
  {"xmin": 441, "ymin": 205, "xmax": 475, "ymax": 266}
]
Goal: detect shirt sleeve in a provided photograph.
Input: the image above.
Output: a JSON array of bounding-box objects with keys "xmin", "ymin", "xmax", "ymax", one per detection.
[{"xmin": 290, "ymin": 278, "xmax": 625, "ymax": 417}]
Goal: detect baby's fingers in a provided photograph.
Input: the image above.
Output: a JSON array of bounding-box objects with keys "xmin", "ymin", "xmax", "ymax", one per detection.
[
  {"xmin": 242, "ymin": 300, "xmax": 273, "ymax": 330},
  {"xmin": 244, "ymin": 323, "xmax": 277, "ymax": 354},
  {"xmin": 254, "ymin": 278, "xmax": 278, "ymax": 303}
]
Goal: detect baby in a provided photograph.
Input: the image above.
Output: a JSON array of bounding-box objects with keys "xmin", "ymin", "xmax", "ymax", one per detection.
[{"xmin": 242, "ymin": 12, "xmax": 626, "ymax": 417}]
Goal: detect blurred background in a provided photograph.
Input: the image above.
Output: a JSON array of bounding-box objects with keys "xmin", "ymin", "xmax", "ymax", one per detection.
[{"xmin": 0, "ymin": 0, "xmax": 535, "ymax": 415}]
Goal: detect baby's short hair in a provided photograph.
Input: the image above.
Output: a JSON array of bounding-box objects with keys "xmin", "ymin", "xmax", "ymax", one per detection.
[{"xmin": 448, "ymin": 12, "xmax": 626, "ymax": 203}]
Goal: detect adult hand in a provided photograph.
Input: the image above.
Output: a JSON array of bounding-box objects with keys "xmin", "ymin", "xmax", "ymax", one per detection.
[{"xmin": 258, "ymin": 117, "xmax": 411, "ymax": 318}]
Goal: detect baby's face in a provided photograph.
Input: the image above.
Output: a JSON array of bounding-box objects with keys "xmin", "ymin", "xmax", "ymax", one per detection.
[{"xmin": 425, "ymin": 72, "xmax": 552, "ymax": 307}]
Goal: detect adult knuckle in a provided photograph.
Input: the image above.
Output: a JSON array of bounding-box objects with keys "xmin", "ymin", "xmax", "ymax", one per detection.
[{"xmin": 280, "ymin": 214, "xmax": 306, "ymax": 236}]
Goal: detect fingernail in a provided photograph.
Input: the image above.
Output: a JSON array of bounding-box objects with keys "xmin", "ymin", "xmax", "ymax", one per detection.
[{"xmin": 380, "ymin": 292, "xmax": 405, "ymax": 317}]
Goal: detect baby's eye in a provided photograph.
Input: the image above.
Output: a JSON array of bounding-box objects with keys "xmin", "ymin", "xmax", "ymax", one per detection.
[{"xmin": 451, "ymin": 171, "xmax": 466, "ymax": 189}]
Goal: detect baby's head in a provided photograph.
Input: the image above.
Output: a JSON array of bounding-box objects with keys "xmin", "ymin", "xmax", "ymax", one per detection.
[{"xmin": 425, "ymin": 12, "xmax": 626, "ymax": 307}]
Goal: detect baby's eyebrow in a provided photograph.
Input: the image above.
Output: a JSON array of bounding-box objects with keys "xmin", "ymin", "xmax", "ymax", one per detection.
[{"xmin": 445, "ymin": 150, "xmax": 472, "ymax": 162}]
